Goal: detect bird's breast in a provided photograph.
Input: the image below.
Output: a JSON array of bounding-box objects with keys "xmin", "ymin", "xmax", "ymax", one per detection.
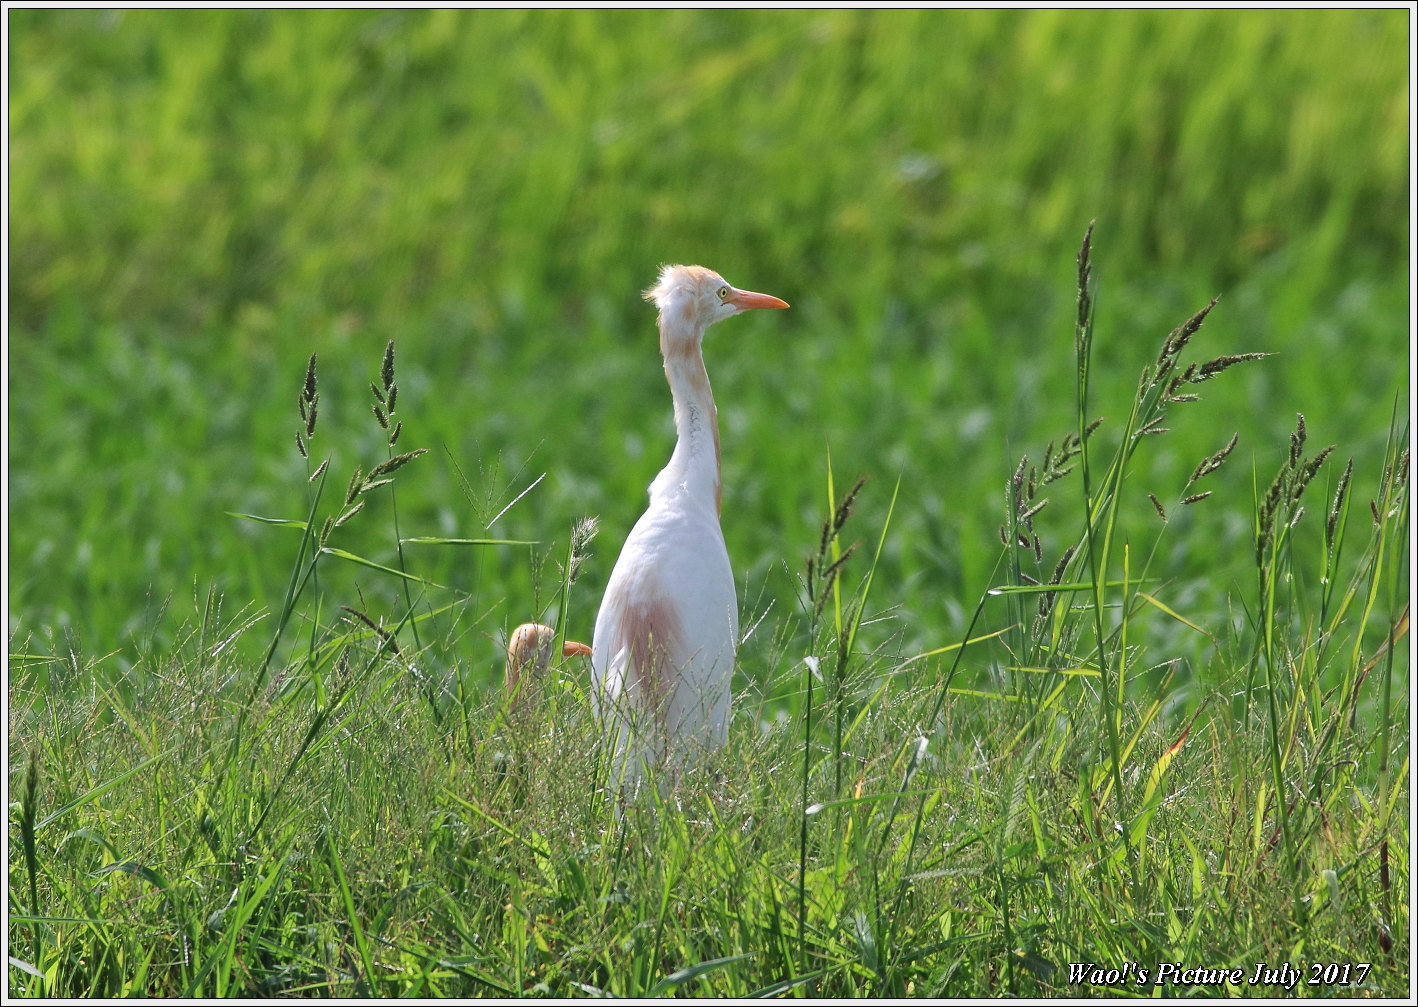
[
  {"xmin": 593, "ymin": 499, "xmax": 738, "ymax": 678},
  {"xmin": 613, "ymin": 503, "xmax": 731, "ymax": 603}
]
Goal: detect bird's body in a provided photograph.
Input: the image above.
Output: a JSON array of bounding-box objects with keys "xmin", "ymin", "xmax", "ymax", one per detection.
[
  {"xmin": 592, "ymin": 465, "xmax": 738, "ymax": 768},
  {"xmin": 592, "ymin": 265, "xmax": 788, "ymax": 786}
]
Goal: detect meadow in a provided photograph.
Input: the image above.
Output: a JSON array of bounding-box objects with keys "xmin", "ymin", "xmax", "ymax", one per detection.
[{"xmin": 7, "ymin": 9, "xmax": 1411, "ymax": 997}]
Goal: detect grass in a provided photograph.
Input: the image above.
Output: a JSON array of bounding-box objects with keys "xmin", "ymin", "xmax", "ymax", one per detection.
[
  {"xmin": 9, "ymin": 229, "xmax": 1409, "ymax": 997},
  {"xmin": 6, "ymin": 8, "xmax": 1412, "ymax": 999}
]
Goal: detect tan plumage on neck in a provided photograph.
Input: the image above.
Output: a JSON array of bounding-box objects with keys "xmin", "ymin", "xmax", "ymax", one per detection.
[{"xmin": 639, "ymin": 264, "xmax": 787, "ymax": 518}]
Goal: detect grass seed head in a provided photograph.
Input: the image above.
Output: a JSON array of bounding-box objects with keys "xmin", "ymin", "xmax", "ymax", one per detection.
[
  {"xmin": 1262, "ymin": 467, "xmax": 1288, "ymax": 520},
  {"xmin": 1188, "ymin": 432, "xmax": 1239, "ymax": 485},
  {"xmin": 1148, "ymin": 492, "xmax": 1167, "ymax": 521},
  {"xmin": 821, "ymin": 542, "xmax": 858, "ymax": 583},
  {"xmin": 1034, "ymin": 544, "xmax": 1073, "ymax": 624},
  {"xmin": 1289, "ymin": 413, "xmax": 1307, "ymax": 467},
  {"xmin": 566, "ymin": 515, "xmax": 600, "ymax": 585},
  {"xmin": 342, "ymin": 605, "xmax": 401, "ymax": 657},
  {"xmin": 367, "ymin": 448, "xmax": 429, "ymax": 481},
  {"xmin": 1166, "ymin": 365, "xmax": 1197, "ymax": 399},
  {"xmin": 1327, "ymin": 456, "xmax": 1354, "ymax": 546},
  {"xmin": 832, "ymin": 477, "xmax": 867, "ymax": 538},
  {"xmin": 336, "ymin": 500, "xmax": 365, "ymax": 527},
  {"xmin": 1018, "ymin": 498, "xmax": 1049, "ymax": 525},
  {"xmin": 1042, "ymin": 463, "xmax": 1075, "ymax": 485},
  {"xmin": 345, "ymin": 466, "xmax": 364, "ymax": 506},
  {"xmin": 381, "ymin": 339, "xmax": 396, "ymax": 390},
  {"xmin": 1191, "ymin": 352, "xmax": 1270, "ymax": 383},
  {"xmin": 1159, "ymin": 297, "xmax": 1219, "ymax": 366},
  {"xmin": 1257, "ymin": 469, "xmax": 1290, "ymax": 563},
  {"xmin": 1292, "ymin": 445, "xmax": 1335, "ymax": 502},
  {"xmin": 1136, "ymin": 415, "xmax": 1169, "ymax": 437},
  {"xmin": 298, "ymin": 353, "xmax": 319, "ymax": 445},
  {"xmin": 1075, "ymin": 222, "xmax": 1095, "ymax": 324}
]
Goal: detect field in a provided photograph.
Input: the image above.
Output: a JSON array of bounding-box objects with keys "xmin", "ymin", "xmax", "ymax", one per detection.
[{"xmin": 6, "ymin": 9, "xmax": 1412, "ymax": 998}]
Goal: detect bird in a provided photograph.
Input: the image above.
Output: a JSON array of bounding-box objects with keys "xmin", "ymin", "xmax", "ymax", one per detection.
[
  {"xmin": 592, "ymin": 264, "xmax": 789, "ymax": 788},
  {"xmin": 504, "ymin": 623, "xmax": 591, "ymax": 713}
]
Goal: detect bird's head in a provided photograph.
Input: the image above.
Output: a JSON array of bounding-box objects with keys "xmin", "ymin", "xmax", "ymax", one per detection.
[
  {"xmin": 505, "ymin": 622, "xmax": 591, "ymax": 704},
  {"xmin": 644, "ymin": 265, "xmax": 789, "ymax": 350}
]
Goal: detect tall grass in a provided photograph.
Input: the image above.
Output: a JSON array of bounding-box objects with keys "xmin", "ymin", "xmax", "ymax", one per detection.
[
  {"xmin": 7, "ymin": 8, "xmax": 1410, "ymax": 998},
  {"xmin": 9, "ymin": 229, "xmax": 1408, "ymax": 996}
]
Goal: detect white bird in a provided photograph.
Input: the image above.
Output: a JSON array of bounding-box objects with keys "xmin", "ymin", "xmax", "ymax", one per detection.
[{"xmin": 592, "ymin": 264, "xmax": 789, "ymax": 787}]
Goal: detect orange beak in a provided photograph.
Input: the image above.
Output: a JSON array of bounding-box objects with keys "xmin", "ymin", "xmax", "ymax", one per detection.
[
  {"xmin": 562, "ymin": 640, "xmax": 592, "ymax": 658},
  {"xmin": 727, "ymin": 287, "xmax": 790, "ymax": 311}
]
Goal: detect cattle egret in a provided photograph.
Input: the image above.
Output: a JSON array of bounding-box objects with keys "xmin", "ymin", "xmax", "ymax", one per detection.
[
  {"xmin": 505, "ymin": 622, "xmax": 591, "ymax": 710},
  {"xmin": 592, "ymin": 264, "xmax": 789, "ymax": 787}
]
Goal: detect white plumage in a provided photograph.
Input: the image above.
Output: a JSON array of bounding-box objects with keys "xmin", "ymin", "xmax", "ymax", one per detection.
[{"xmin": 592, "ymin": 265, "xmax": 789, "ymax": 787}]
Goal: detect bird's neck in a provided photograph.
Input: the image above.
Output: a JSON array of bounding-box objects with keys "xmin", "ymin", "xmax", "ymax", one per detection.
[{"xmin": 654, "ymin": 317, "xmax": 722, "ymax": 516}]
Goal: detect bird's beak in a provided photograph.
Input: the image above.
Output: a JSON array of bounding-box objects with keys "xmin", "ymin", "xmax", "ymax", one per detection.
[
  {"xmin": 562, "ymin": 640, "xmax": 592, "ymax": 658},
  {"xmin": 727, "ymin": 287, "xmax": 790, "ymax": 311}
]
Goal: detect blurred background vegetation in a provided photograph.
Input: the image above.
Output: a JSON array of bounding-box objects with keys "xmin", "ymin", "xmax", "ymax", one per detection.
[{"xmin": 7, "ymin": 8, "xmax": 1410, "ymax": 682}]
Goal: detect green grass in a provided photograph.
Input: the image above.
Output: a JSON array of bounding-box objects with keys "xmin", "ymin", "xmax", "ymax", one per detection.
[{"xmin": 7, "ymin": 8, "xmax": 1411, "ymax": 998}]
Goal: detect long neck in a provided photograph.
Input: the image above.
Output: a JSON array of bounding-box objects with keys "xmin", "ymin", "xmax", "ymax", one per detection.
[{"xmin": 653, "ymin": 315, "xmax": 722, "ymax": 515}]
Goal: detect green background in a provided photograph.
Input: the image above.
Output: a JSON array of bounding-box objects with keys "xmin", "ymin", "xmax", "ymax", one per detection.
[
  {"xmin": 6, "ymin": 10, "xmax": 1411, "ymax": 998},
  {"xmin": 8, "ymin": 8, "xmax": 1410, "ymax": 675}
]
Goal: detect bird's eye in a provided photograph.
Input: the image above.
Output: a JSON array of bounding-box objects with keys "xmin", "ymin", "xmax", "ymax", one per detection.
[{"xmin": 717, "ymin": 287, "xmax": 730, "ymax": 300}]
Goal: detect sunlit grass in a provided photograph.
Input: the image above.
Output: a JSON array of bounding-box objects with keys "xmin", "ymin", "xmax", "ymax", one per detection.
[
  {"xmin": 6, "ymin": 8, "xmax": 1410, "ymax": 999},
  {"xmin": 10, "ymin": 230, "xmax": 1409, "ymax": 996}
]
